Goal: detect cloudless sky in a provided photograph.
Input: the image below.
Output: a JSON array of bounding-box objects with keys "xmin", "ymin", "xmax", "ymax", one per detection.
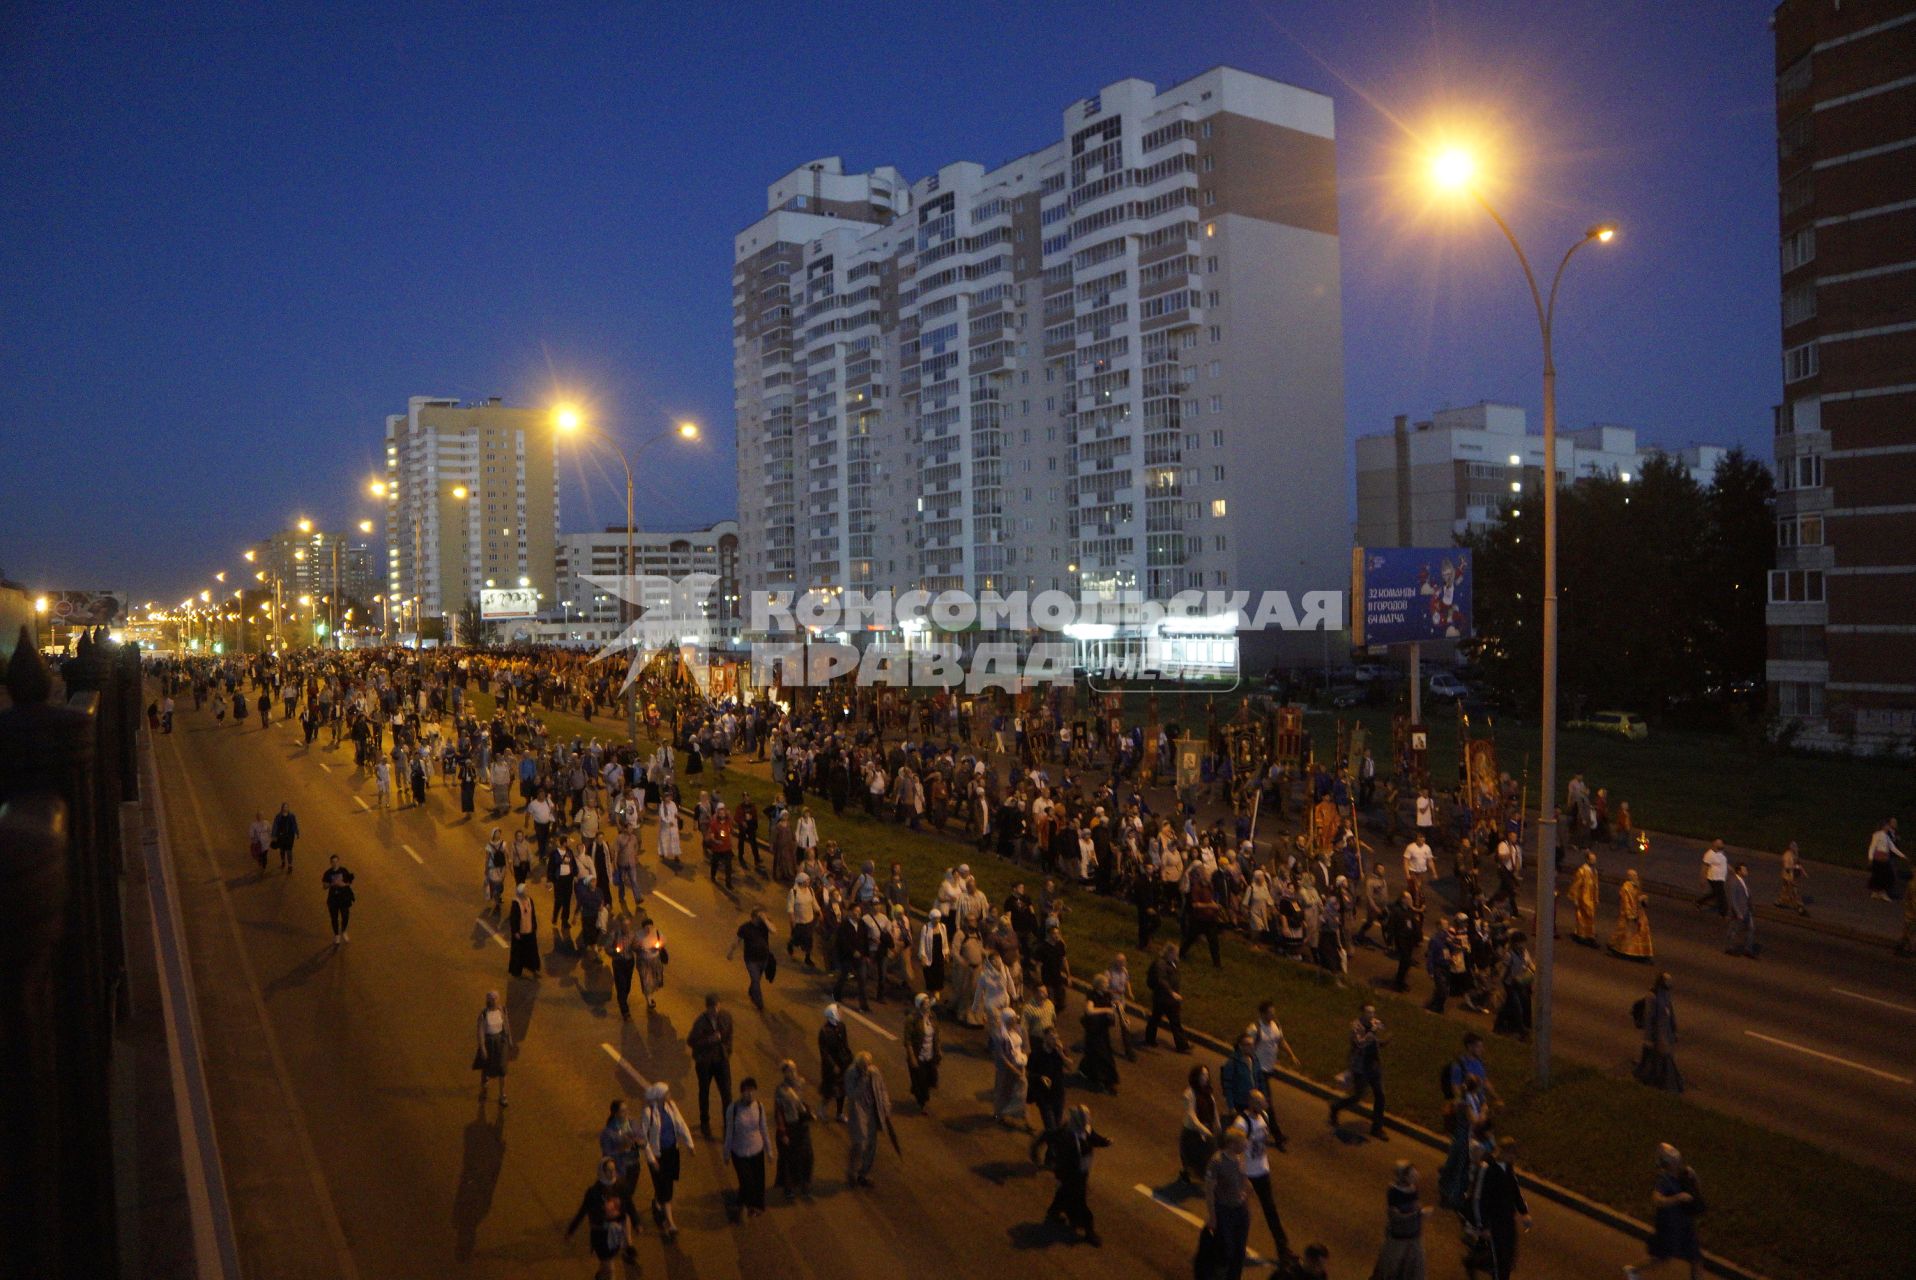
[{"xmin": 0, "ymin": 0, "xmax": 1781, "ymax": 603}]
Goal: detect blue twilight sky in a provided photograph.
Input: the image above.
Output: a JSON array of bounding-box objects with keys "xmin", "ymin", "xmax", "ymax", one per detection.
[{"xmin": 0, "ymin": 0, "xmax": 1781, "ymax": 603}]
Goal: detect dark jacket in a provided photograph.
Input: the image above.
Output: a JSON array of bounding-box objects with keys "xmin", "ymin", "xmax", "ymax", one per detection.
[{"xmin": 686, "ymin": 1008, "xmax": 734, "ymax": 1066}]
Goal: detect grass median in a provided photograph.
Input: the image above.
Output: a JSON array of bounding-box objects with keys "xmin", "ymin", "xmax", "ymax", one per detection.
[{"xmin": 471, "ymin": 692, "xmax": 1910, "ymax": 1278}]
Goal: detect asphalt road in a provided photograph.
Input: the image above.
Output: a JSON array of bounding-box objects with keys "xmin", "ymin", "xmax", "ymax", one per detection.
[{"xmin": 153, "ymin": 703, "xmax": 1655, "ymax": 1280}]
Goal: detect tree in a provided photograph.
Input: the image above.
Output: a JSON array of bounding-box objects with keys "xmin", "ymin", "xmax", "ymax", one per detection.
[{"xmin": 1461, "ymin": 449, "xmax": 1772, "ymax": 719}]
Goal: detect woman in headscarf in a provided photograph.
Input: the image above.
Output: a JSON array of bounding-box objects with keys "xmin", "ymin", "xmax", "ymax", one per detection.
[
  {"xmin": 991, "ymin": 1007, "xmax": 1031, "ymax": 1129},
  {"xmin": 636, "ymin": 1081, "xmax": 693, "ymax": 1242},
  {"xmin": 564, "ymin": 1157, "xmax": 639, "ymax": 1280},
  {"xmin": 1079, "ymin": 974, "xmax": 1122, "ymax": 1095},
  {"xmin": 818, "ymin": 1004, "xmax": 854, "ymax": 1120},
  {"xmin": 1609, "ymin": 869, "xmax": 1655, "ymax": 961},
  {"xmin": 971, "ymin": 946, "xmax": 1015, "ymax": 1028},
  {"xmin": 472, "ymin": 990, "xmax": 513, "ymax": 1106},
  {"xmin": 773, "ymin": 1059, "xmax": 815, "ymax": 1199},
  {"xmin": 949, "ymin": 927, "xmax": 986, "ymax": 1025},
  {"xmin": 1368, "ymin": 1160, "xmax": 1430, "ymax": 1280},
  {"xmin": 1633, "ymin": 972, "xmax": 1684, "ymax": 1094}
]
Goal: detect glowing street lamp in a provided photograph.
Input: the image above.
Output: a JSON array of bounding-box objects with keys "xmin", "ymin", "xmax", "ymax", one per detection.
[{"xmin": 1421, "ymin": 137, "xmax": 1617, "ymax": 1087}]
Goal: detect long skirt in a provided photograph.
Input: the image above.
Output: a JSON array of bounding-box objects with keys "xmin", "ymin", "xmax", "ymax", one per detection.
[
  {"xmin": 474, "ymin": 1029, "xmax": 509, "ymax": 1080},
  {"xmin": 776, "ymin": 1122, "xmax": 813, "ymax": 1191},
  {"xmin": 1634, "ymin": 1045, "xmax": 1684, "ymax": 1093},
  {"xmin": 1180, "ymin": 1126, "xmax": 1214, "ymax": 1179},
  {"xmin": 992, "ymin": 1062, "xmax": 1026, "ymax": 1121},
  {"xmin": 509, "ymin": 934, "xmax": 542, "ymax": 976},
  {"xmin": 1369, "ymin": 1235, "xmax": 1427, "ymax": 1280}
]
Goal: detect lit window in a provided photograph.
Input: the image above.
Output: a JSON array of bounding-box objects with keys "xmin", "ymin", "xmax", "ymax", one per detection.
[{"xmin": 1211, "ymin": 499, "xmax": 1227, "ymax": 517}]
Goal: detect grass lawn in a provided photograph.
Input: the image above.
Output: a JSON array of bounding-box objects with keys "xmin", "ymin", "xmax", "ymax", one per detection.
[{"xmin": 469, "ymin": 688, "xmax": 1912, "ymax": 1279}]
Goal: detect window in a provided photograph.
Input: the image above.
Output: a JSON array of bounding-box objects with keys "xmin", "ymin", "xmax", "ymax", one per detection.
[
  {"xmin": 1208, "ymin": 290, "xmax": 1220, "ymax": 307},
  {"xmin": 1777, "ymin": 54, "xmax": 1812, "ymax": 103},
  {"xmin": 1212, "ymin": 429, "xmax": 1223, "ymax": 447},
  {"xmin": 1209, "ymin": 324, "xmax": 1222, "ymax": 344},
  {"xmin": 1214, "ymin": 535, "xmax": 1228, "ymax": 551},
  {"xmin": 1786, "ymin": 454, "xmax": 1824, "ymax": 490},
  {"xmin": 1201, "ymin": 189, "xmax": 1217, "ymax": 207},
  {"xmin": 1210, "ymin": 498, "xmax": 1227, "ymax": 517},
  {"xmin": 1776, "ymin": 681, "xmax": 1826, "ymax": 719},
  {"xmin": 1205, "ymin": 256, "xmax": 1219, "ymax": 273},
  {"xmin": 1780, "ymin": 171, "xmax": 1814, "ymax": 218},
  {"xmin": 1212, "ymin": 465, "xmax": 1226, "ymax": 482},
  {"xmin": 1799, "ymin": 514, "xmax": 1822, "ymax": 545},
  {"xmin": 1767, "ymin": 569, "xmax": 1825, "ymax": 603},
  {"xmin": 1781, "ymin": 227, "xmax": 1815, "ymax": 273},
  {"xmin": 1200, "ymin": 120, "xmax": 1214, "ymax": 139},
  {"xmin": 1209, "ymin": 395, "xmax": 1222, "ymax": 413},
  {"xmin": 1783, "ymin": 342, "xmax": 1819, "ymax": 384},
  {"xmin": 1207, "ymin": 360, "xmax": 1222, "ymax": 378},
  {"xmin": 1201, "ymin": 154, "xmax": 1216, "ymax": 172},
  {"xmin": 1782, "ymin": 281, "xmax": 1817, "ymax": 327}
]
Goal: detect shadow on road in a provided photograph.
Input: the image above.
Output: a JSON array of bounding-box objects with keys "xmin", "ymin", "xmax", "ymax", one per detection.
[
  {"xmin": 263, "ymin": 944, "xmax": 339, "ymax": 998},
  {"xmin": 506, "ymin": 978, "xmax": 539, "ymax": 1044},
  {"xmin": 451, "ymin": 1100, "xmax": 506, "ymax": 1262}
]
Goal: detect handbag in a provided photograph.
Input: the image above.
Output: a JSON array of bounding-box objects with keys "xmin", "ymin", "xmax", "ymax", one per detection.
[{"xmin": 764, "ymin": 952, "xmax": 778, "ymax": 983}]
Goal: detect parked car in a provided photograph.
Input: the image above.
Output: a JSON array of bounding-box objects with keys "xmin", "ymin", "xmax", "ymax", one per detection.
[
  {"xmin": 1567, "ymin": 710, "xmax": 1650, "ymax": 740},
  {"xmin": 1427, "ymin": 672, "xmax": 1472, "ymax": 701},
  {"xmin": 1352, "ymin": 662, "xmax": 1390, "ymax": 683},
  {"xmin": 1326, "ymin": 684, "xmax": 1365, "ymax": 709}
]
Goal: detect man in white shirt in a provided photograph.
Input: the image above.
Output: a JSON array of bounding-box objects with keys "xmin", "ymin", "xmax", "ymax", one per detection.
[
  {"xmin": 1403, "ymin": 836, "xmax": 1435, "ymax": 907},
  {"xmin": 1868, "ymin": 818, "xmax": 1905, "ymax": 901},
  {"xmin": 1231, "ymin": 1092, "xmax": 1293, "ymax": 1262},
  {"xmin": 1694, "ymin": 838, "xmax": 1730, "ymax": 916},
  {"xmin": 1245, "ymin": 1001, "xmax": 1299, "ymax": 1145}
]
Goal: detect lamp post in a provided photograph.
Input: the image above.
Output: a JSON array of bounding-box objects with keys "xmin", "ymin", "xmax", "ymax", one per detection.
[
  {"xmin": 1427, "ymin": 145, "xmax": 1615, "ymax": 1086},
  {"xmin": 553, "ymin": 403, "xmax": 700, "ymax": 745}
]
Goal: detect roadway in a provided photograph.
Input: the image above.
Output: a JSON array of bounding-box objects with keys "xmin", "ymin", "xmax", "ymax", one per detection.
[{"xmin": 152, "ymin": 701, "xmax": 1653, "ymax": 1280}]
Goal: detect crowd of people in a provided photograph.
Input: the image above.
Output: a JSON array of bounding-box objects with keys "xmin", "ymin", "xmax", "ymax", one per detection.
[{"xmin": 141, "ymin": 644, "xmax": 1736, "ymax": 1280}]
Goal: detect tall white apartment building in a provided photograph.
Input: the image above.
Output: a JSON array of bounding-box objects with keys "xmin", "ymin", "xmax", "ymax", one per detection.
[
  {"xmin": 383, "ymin": 396, "xmax": 558, "ymax": 639},
  {"xmin": 733, "ymin": 67, "xmax": 1348, "ymax": 660}
]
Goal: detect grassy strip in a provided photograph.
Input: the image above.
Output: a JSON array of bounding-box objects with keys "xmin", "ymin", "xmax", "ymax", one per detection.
[{"xmin": 472, "ymin": 692, "xmax": 1909, "ymax": 1279}]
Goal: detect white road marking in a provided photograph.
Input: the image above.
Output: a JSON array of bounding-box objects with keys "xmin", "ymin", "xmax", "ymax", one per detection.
[
  {"xmin": 601, "ymin": 1043, "xmax": 650, "ymax": 1087},
  {"xmin": 841, "ymin": 1003, "xmax": 898, "ymax": 1042},
  {"xmin": 474, "ymin": 917, "xmax": 510, "ymax": 949},
  {"xmin": 317, "ymin": 762, "xmax": 331, "ymax": 773},
  {"xmin": 1133, "ymin": 1185, "xmax": 1269, "ymax": 1264},
  {"xmin": 1831, "ymin": 986, "xmax": 1916, "ymax": 1016},
  {"xmin": 352, "ymin": 796, "xmax": 370, "ymax": 811},
  {"xmin": 401, "ymin": 843, "xmax": 424, "ymax": 865},
  {"xmin": 651, "ymin": 890, "xmax": 695, "ymax": 918},
  {"xmin": 1743, "ymin": 1030, "xmax": 1914, "ymax": 1084}
]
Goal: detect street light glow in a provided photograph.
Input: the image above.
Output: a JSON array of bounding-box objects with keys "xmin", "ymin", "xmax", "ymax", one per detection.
[
  {"xmin": 451, "ymin": 485, "xmax": 468, "ymax": 500},
  {"xmin": 677, "ymin": 420, "xmax": 700, "ymax": 440},
  {"xmin": 358, "ymin": 519, "xmax": 374, "ymax": 533},
  {"xmin": 297, "ymin": 517, "xmax": 313, "ymax": 534},
  {"xmin": 244, "ymin": 549, "xmax": 256, "ymax": 562},
  {"xmin": 1430, "ymin": 146, "xmax": 1477, "ymax": 192},
  {"xmin": 368, "ymin": 480, "xmax": 387, "ymax": 498},
  {"xmin": 1593, "ymin": 222, "xmax": 1619, "ymax": 243},
  {"xmin": 554, "ymin": 404, "xmax": 583, "ymax": 434},
  {"xmin": 34, "ymin": 596, "xmax": 48, "ymax": 613}
]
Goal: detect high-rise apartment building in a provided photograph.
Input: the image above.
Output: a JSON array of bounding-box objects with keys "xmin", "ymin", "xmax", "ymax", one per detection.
[
  {"xmin": 250, "ymin": 527, "xmax": 376, "ymax": 609},
  {"xmin": 1355, "ymin": 402, "xmax": 1730, "ymax": 549},
  {"xmin": 383, "ymin": 396, "xmax": 558, "ymax": 640},
  {"xmin": 733, "ymin": 68, "xmax": 1347, "ymax": 663},
  {"xmin": 1769, "ymin": 2, "xmax": 1916, "ymax": 743}
]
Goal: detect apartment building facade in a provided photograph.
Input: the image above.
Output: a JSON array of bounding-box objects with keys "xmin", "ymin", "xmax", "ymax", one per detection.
[
  {"xmin": 1769, "ymin": 1, "xmax": 1916, "ymax": 743},
  {"xmin": 382, "ymin": 396, "xmax": 558, "ymax": 639},
  {"xmin": 250, "ymin": 527, "xmax": 376, "ymax": 610},
  {"xmin": 1355, "ymin": 402, "xmax": 1730, "ymax": 549},
  {"xmin": 732, "ymin": 68, "xmax": 1348, "ymax": 664},
  {"xmin": 556, "ymin": 519, "xmax": 742, "ymax": 643}
]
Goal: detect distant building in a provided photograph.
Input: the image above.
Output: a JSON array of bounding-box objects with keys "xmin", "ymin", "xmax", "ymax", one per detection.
[
  {"xmin": 250, "ymin": 527, "xmax": 375, "ymax": 613},
  {"xmin": 555, "ymin": 520, "xmax": 741, "ymax": 644},
  {"xmin": 1354, "ymin": 402, "xmax": 1731, "ymax": 549},
  {"xmin": 382, "ymin": 396, "xmax": 558, "ymax": 640},
  {"xmin": 1768, "ymin": 0, "xmax": 1916, "ymax": 745},
  {"xmin": 732, "ymin": 66, "xmax": 1349, "ymax": 668}
]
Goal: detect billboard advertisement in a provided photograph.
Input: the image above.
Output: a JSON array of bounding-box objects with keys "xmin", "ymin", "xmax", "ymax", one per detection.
[
  {"xmin": 46, "ymin": 590, "xmax": 127, "ymax": 627},
  {"xmin": 1353, "ymin": 548, "xmax": 1471, "ymax": 646},
  {"xmin": 479, "ymin": 588, "xmax": 540, "ymax": 620}
]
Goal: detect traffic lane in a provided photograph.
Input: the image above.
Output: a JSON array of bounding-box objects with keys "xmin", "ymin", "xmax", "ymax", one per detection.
[
  {"xmin": 202, "ymin": 713, "xmax": 1643, "ymax": 1277},
  {"xmin": 1346, "ymin": 874, "xmax": 1916, "ymax": 1177},
  {"xmin": 177, "ymin": 712, "xmax": 1252, "ymax": 1278}
]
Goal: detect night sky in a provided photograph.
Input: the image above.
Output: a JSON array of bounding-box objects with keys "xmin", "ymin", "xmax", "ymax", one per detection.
[{"xmin": 0, "ymin": 1, "xmax": 1780, "ymax": 604}]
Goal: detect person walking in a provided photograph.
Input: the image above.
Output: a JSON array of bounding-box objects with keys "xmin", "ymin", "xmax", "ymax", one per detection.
[
  {"xmin": 1609, "ymin": 870, "xmax": 1655, "ymax": 961},
  {"xmin": 1692, "ymin": 839, "xmax": 1729, "ymax": 916},
  {"xmin": 991, "ymin": 1007, "xmax": 1031, "ymax": 1130},
  {"xmin": 1867, "ymin": 817, "xmax": 1905, "ymax": 901},
  {"xmin": 600, "ymin": 1099, "xmax": 642, "ymax": 1202},
  {"xmin": 1200, "ymin": 1127, "xmax": 1253, "ymax": 1280},
  {"xmin": 270, "ymin": 802, "xmax": 299, "ymax": 874},
  {"xmin": 322, "ymin": 855, "xmax": 356, "ymax": 944},
  {"xmin": 1368, "ymin": 1160, "xmax": 1430, "ymax": 1280},
  {"xmin": 818, "ymin": 1004, "xmax": 854, "ymax": 1120},
  {"xmin": 1774, "ymin": 841, "xmax": 1809, "ymax": 915},
  {"xmin": 1725, "ymin": 863, "xmax": 1758, "ymax": 958},
  {"xmin": 1632, "ymin": 972, "xmax": 1683, "ymax": 1093},
  {"xmin": 772, "ymin": 1059, "xmax": 815, "ymax": 1199},
  {"xmin": 904, "ymin": 992, "xmax": 942, "ymax": 1112},
  {"xmin": 1028, "ymin": 1026, "xmax": 1070, "ymax": 1136},
  {"xmin": 1234, "ymin": 1091, "xmax": 1293, "ymax": 1264},
  {"xmin": 564, "ymin": 1158, "xmax": 640, "ymax": 1280},
  {"xmin": 686, "ymin": 993, "xmax": 735, "ymax": 1139},
  {"xmin": 1464, "ymin": 1137, "xmax": 1531, "ymax": 1280},
  {"xmin": 726, "ymin": 906, "xmax": 777, "ymax": 1011},
  {"xmin": 787, "ymin": 872, "xmax": 821, "ymax": 967},
  {"xmin": 1180, "ymin": 1063, "xmax": 1221, "ymax": 1184},
  {"xmin": 607, "ymin": 915, "xmax": 637, "ymax": 1021},
  {"xmin": 1030, "ymin": 1103, "xmax": 1109, "ymax": 1246},
  {"xmin": 1079, "ymin": 976, "xmax": 1123, "ymax": 1095},
  {"xmin": 507, "ymin": 883, "xmax": 542, "ymax": 979},
  {"xmin": 1329, "ymin": 1003, "xmax": 1388, "ymax": 1140},
  {"xmin": 721, "ymin": 1077, "xmax": 772, "ymax": 1219},
  {"xmin": 637, "ymin": 1082, "xmax": 693, "ymax": 1242},
  {"xmin": 1624, "ymin": 1143, "xmax": 1705, "ymax": 1279},
  {"xmin": 1144, "ymin": 942, "xmax": 1189, "ymax": 1052},
  {"xmin": 843, "ymin": 1050, "xmax": 896, "ymax": 1188},
  {"xmin": 472, "ymin": 991, "xmax": 512, "ymax": 1106},
  {"xmin": 247, "ymin": 810, "xmax": 270, "ymax": 874},
  {"xmin": 634, "ymin": 916, "xmax": 666, "ymax": 1010},
  {"xmin": 482, "ymin": 828, "xmax": 508, "ymax": 915},
  {"xmin": 1569, "ymin": 851, "xmax": 1601, "ymax": 946}
]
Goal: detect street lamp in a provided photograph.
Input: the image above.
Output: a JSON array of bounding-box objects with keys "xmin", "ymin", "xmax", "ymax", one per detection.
[
  {"xmin": 1426, "ymin": 141, "xmax": 1616, "ymax": 1086},
  {"xmin": 552, "ymin": 401, "xmax": 701, "ymax": 743}
]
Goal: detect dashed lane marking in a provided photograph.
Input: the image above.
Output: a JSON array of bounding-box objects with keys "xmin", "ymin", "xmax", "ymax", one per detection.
[
  {"xmin": 1743, "ymin": 1030, "xmax": 1913, "ymax": 1084},
  {"xmin": 474, "ymin": 917, "xmax": 510, "ymax": 949},
  {"xmin": 651, "ymin": 891, "xmax": 695, "ymax": 919},
  {"xmin": 842, "ymin": 1004, "xmax": 898, "ymax": 1042},
  {"xmin": 1133, "ymin": 1184, "xmax": 1270, "ymax": 1265},
  {"xmin": 401, "ymin": 843, "xmax": 425, "ymax": 865},
  {"xmin": 352, "ymin": 796, "xmax": 370, "ymax": 812},
  {"xmin": 1831, "ymin": 986, "xmax": 1916, "ymax": 1016},
  {"xmin": 601, "ymin": 1043, "xmax": 650, "ymax": 1087}
]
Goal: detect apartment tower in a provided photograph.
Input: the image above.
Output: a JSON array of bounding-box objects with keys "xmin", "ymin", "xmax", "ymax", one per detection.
[
  {"xmin": 732, "ymin": 68, "xmax": 1347, "ymax": 662},
  {"xmin": 383, "ymin": 396, "xmax": 558, "ymax": 639},
  {"xmin": 1769, "ymin": 2, "xmax": 1916, "ymax": 742}
]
